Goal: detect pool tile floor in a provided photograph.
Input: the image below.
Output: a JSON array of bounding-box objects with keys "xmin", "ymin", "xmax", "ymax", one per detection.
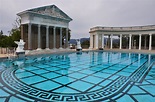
[{"xmin": 0, "ymin": 52, "xmax": 155, "ymax": 102}]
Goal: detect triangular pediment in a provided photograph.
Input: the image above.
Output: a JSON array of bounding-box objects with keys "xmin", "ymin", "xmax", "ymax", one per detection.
[{"xmin": 27, "ymin": 5, "xmax": 72, "ymax": 21}]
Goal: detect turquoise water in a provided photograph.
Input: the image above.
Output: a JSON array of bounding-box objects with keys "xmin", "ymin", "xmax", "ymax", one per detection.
[{"xmin": 0, "ymin": 51, "xmax": 155, "ymax": 102}]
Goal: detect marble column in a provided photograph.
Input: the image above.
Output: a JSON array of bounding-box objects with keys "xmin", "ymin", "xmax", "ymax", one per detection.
[
  {"xmin": 149, "ymin": 34, "xmax": 152, "ymax": 50},
  {"xmin": 120, "ymin": 34, "xmax": 122, "ymax": 49},
  {"xmin": 139, "ymin": 34, "xmax": 142, "ymax": 50},
  {"xmin": 110, "ymin": 34, "xmax": 113, "ymax": 49},
  {"xmin": 102, "ymin": 34, "xmax": 104, "ymax": 49},
  {"xmin": 59, "ymin": 28, "xmax": 62, "ymax": 49},
  {"xmin": 95, "ymin": 34, "xmax": 98, "ymax": 49},
  {"xmin": 129, "ymin": 34, "xmax": 132, "ymax": 49},
  {"xmin": 66, "ymin": 28, "xmax": 69, "ymax": 48},
  {"xmin": 53, "ymin": 27, "xmax": 56, "ymax": 49},
  {"xmin": 28, "ymin": 23, "xmax": 32, "ymax": 50},
  {"xmin": 46, "ymin": 26, "xmax": 49, "ymax": 49},
  {"xmin": 37, "ymin": 24, "xmax": 41, "ymax": 50}
]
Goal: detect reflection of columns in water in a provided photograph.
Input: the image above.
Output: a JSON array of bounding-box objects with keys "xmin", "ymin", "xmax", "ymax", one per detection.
[
  {"xmin": 91, "ymin": 52, "xmax": 95, "ymax": 65},
  {"xmin": 108, "ymin": 52, "xmax": 110, "ymax": 63},
  {"xmin": 138, "ymin": 54, "xmax": 141, "ymax": 66},
  {"xmin": 110, "ymin": 52, "xmax": 113, "ymax": 61},
  {"xmin": 119, "ymin": 53, "xmax": 122, "ymax": 62},
  {"xmin": 138, "ymin": 54, "xmax": 141, "ymax": 59},
  {"xmin": 129, "ymin": 53, "xmax": 131, "ymax": 63},
  {"xmin": 129, "ymin": 53, "xmax": 131, "ymax": 59},
  {"xmin": 148, "ymin": 54, "xmax": 151, "ymax": 65}
]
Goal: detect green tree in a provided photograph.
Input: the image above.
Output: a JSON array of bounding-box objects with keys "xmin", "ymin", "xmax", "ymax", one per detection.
[
  {"xmin": 0, "ymin": 17, "xmax": 21, "ymax": 48},
  {"xmin": 0, "ymin": 30, "xmax": 3, "ymax": 35},
  {"xmin": 81, "ymin": 40, "xmax": 90, "ymax": 48}
]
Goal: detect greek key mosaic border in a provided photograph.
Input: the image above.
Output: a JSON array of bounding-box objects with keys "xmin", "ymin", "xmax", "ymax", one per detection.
[{"xmin": 1, "ymin": 61, "xmax": 152, "ymax": 102}]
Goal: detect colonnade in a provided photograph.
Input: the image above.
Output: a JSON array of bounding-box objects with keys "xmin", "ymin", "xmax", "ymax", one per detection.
[
  {"xmin": 26, "ymin": 23, "xmax": 69, "ymax": 50},
  {"xmin": 90, "ymin": 33, "xmax": 153, "ymax": 50}
]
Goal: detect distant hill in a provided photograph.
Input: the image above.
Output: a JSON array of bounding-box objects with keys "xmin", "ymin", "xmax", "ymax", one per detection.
[
  {"xmin": 70, "ymin": 38, "xmax": 90, "ymax": 44},
  {"xmin": 69, "ymin": 37, "xmax": 119, "ymax": 45}
]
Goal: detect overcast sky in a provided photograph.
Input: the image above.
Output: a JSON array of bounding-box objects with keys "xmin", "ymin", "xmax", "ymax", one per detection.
[{"xmin": 0, "ymin": 0, "xmax": 155, "ymax": 39}]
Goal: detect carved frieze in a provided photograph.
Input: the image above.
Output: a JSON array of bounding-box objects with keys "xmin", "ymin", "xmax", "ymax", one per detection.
[{"xmin": 33, "ymin": 6, "xmax": 66, "ymax": 19}]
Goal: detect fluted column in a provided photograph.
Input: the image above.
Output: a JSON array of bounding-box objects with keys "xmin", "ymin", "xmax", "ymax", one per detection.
[
  {"xmin": 110, "ymin": 34, "xmax": 113, "ymax": 49},
  {"xmin": 129, "ymin": 34, "xmax": 132, "ymax": 49},
  {"xmin": 102, "ymin": 34, "xmax": 104, "ymax": 49},
  {"xmin": 46, "ymin": 26, "xmax": 49, "ymax": 49},
  {"xmin": 53, "ymin": 27, "xmax": 56, "ymax": 49},
  {"xmin": 120, "ymin": 34, "xmax": 122, "ymax": 49},
  {"xmin": 28, "ymin": 23, "xmax": 32, "ymax": 50},
  {"xmin": 149, "ymin": 34, "xmax": 152, "ymax": 50},
  {"xmin": 37, "ymin": 24, "xmax": 41, "ymax": 50},
  {"xmin": 139, "ymin": 34, "xmax": 142, "ymax": 50},
  {"xmin": 59, "ymin": 28, "xmax": 62, "ymax": 49},
  {"xmin": 66, "ymin": 28, "xmax": 69, "ymax": 48}
]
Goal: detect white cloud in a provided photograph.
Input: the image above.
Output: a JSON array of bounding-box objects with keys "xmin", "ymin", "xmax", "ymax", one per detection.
[{"xmin": 0, "ymin": 0, "xmax": 155, "ymax": 38}]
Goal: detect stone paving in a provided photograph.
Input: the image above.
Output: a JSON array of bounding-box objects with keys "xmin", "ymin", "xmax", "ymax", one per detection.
[{"xmin": 0, "ymin": 49, "xmax": 154, "ymax": 59}]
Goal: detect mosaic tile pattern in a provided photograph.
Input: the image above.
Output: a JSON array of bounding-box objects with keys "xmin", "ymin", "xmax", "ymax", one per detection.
[{"xmin": 0, "ymin": 51, "xmax": 155, "ymax": 102}]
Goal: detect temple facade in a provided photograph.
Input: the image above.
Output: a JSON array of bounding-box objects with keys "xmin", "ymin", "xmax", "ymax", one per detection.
[
  {"xmin": 17, "ymin": 5, "xmax": 72, "ymax": 50},
  {"xmin": 89, "ymin": 25, "xmax": 155, "ymax": 50}
]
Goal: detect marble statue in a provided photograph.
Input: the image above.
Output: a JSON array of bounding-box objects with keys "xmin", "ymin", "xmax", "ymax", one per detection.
[
  {"xmin": 76, "ymin": 39, "xmax": 82, "ymax": 51},
  {"xmin": 14, "ymin": 39, "xmax": 25, "ymax": 54}
]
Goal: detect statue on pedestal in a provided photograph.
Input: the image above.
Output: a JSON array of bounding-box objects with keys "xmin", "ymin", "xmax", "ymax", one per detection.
[
  {"xmin": 14, "ymin": 39, "xmax": 25, "ymax": 56},
  {"xmin": 76, "ymin": 39, "xmax": 82, "ymax": 51}
]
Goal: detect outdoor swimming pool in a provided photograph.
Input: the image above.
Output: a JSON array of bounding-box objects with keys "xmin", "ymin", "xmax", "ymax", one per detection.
[{"xmin": 0, "ymin": 51, "xmax": 155, "ymax": 102}]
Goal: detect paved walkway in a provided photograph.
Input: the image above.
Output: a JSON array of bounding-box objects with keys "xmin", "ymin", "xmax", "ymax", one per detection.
[
  {"xmin": 0, "ymin": 49, "xmax": 155, "ymax": 58},
  {"xmin": 104, "ymin": 49, "xmax": 155, "ymax": 54}
]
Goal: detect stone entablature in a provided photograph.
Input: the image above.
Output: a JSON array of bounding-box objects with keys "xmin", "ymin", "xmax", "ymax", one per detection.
[{"xmin": 90, "ymin": 25, "xmax": 155, "ymax": 32}]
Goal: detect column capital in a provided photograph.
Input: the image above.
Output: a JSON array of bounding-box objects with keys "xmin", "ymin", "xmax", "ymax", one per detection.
[
  {"xmin": 139, "ymin": 34, "xmax": 142, "ymax": 36},
  {"xmin": 46, "ymin": 25, "xmax": 49, "ymax": 29},
  {"xmin": 38, "ymin": 24, "xmax": 41, "ymax": 27},
  {"xmin": 129, "ymin": 34, "xmax": 132, "ymax": 36},
  {"xmin": 149, "ymin": 33, "xmax": 152, "ymax": 36},
  {"xmin": 66, "ymin": 28, "xmax": 69, "ymax": 30},
  {"xmin": 28, "ymin": 23, "xmax": 32, "ymax": 26}
]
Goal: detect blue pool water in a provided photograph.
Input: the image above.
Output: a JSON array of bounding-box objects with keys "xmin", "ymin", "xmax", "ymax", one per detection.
[{"xmin": 0, "ymin": 51, "xmax": 155, "ymax": 102}]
